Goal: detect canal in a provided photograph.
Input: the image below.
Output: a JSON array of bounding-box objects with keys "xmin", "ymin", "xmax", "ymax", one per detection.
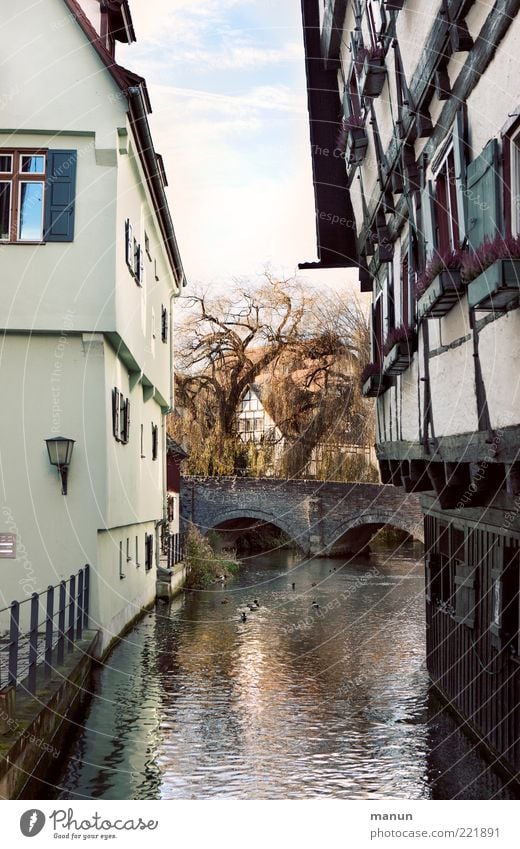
[{"xmin": 32, "ymin": 545, "xmax": 517, "ymax": 800}]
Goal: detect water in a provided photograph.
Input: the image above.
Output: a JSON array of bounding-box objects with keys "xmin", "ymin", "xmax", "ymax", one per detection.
[{"xmin": 33, "ymin": 545, "xmax": 517, "ymax": 800}]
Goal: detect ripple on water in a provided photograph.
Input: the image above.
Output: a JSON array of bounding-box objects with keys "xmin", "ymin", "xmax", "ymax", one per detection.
[{"xmin": 35, "ymin": 546, "xmax": 519, "ymax": 801}]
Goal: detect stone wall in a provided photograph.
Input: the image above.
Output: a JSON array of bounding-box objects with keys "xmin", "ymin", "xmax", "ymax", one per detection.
[{"xmin": 181, "ymin": 477, "xmax": 424, "ymax": 555}]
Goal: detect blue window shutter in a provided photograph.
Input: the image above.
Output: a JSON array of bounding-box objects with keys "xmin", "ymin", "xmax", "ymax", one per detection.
[
  {"xmin": 44, "ymin": 150, "xmax": 77, "ymax": 242},
  {"xmin": 466, "ymin": 139, "xmax": 501, "ymax": 250}
]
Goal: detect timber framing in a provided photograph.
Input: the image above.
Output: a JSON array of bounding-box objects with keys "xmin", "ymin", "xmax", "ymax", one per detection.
[
  {"xmin": 360, "ymin": 0, "xmax": 520, "ymax": 252},
  {"xmin": 377, "ymin": 425, "xmax": 520, "ymax": 465}
]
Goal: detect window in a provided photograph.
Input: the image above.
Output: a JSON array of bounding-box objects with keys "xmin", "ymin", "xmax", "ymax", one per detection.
[
  {"xmin": 0, "ymin": 149, "xmax": 76, "ymax": 243},
  {"xmin": 161, "ymin": 305, "xmax": 168, "ymax": 343},
  {"xmin": 400, "ymin": 252, "xmax": 411, "ymax": 327},
  {"xmin": 367, "ymin": 1, "xmax": 387, "ymax": 44},
  {"xmin": 126, "ymin": 537, "xmax": 131, "ymax": 564},
  {"xmin": 451, "ymin": 527, "xmax": 476, "ymax": 628},
  {"xmin": 125, "ymin": 219, "xmax": 144, "ymax": 284},
  {"xmin": 145, "ymin": 533, "xmax": 154, "ymax": 571},
  {"xmin": 112, "ymin": 388, "xmax": 130, "ymax": 444},
  {"xmin": 490, "ymin": 547, "xmax": 519, "ymax": 650},
  {"xmin": 140, "ymin": 423, "xmax": 145, "ymax": 458},
  {"xmin": 133, "ymin": 239, "xmax": 140, "ymax": 281},
  {"xmin": 154, "ymin": 258, "xmax": 160, "ymax": 281},
  {"xmin": 125, "ymin": 219, "xmax": 133, "ymax": 268},
  {"xmin": 372, "ymin": 296, "xmax": 383, "ymax": 366},
  {"xmin": 508, "ymin": 128, "xmax": 520, "ymax": 237},
  {"xmin": 119, "ymin": 541, "xmax": 125, "ymax": 580},
  {"xmin": 168, "ymin": 494, "xmax": 175, "ymax": 523},
  {"xmin": 454, "ymin": 561, "xmax": 476, "ymax": 627},
  {"xmin": 145, "ymin": 231, "xmax": 151, "ymax": 260},
  {"xmin": 151, "ymin": 424, "xmax": 159, "ymax": 461},
  {"xmin": 135, "ymin": 535, "xmax": 140, "ymax": 567},
  {"xmin": 434, "ymin": 147, "xmax": 459, "ymax": 253}
]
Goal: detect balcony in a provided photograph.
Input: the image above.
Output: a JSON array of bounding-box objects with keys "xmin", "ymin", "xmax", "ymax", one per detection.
[{"xmin": 467, "ymin": 259, "xmax": 520, "ymax": 311}]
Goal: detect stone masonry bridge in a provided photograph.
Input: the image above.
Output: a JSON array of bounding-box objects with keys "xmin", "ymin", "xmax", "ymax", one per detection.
[{"xmin": 180, "ymin": 477, "xmax": 424, "ymax": 556}]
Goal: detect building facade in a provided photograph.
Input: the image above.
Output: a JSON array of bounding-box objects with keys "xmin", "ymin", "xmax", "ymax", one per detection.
[
  {"xmin": 301, "ymin": 0, "xmax": 520, "ymax": 780},
  {"xmin": 0, "ymin": 0, "xmax": 185, "ymax": 654}
]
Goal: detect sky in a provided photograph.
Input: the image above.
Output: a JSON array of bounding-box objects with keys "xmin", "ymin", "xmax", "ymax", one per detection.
[{"xmin": 120, "ymin": 0, "xmax": 360, "ymax": 293}]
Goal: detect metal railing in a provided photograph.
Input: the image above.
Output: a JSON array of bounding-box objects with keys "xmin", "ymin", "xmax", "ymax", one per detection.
[
  {"xmin": 167, "ymin": 533, "xmax": 185, "ymax": 568},
  {"xmin": 0, "ymin": 565, "xmax": 90, "ymax": 695}
]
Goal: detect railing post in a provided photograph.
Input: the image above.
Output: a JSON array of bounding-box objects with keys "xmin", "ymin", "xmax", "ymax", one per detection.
[
  {"xmin": 67, "ymin": 574, "xmax": 76, "ymax": 652},
  {"xmin": 45, "ymin": 585, "xmax": 54, "ymax": 679},
  {"xmin": 8, "ymin": 601, "xmax": 20, "ymax": 687},
  {"xmin": 76, "ymin": 570, "xmax": 83, "ymax": 640},
  {"xmin": 57, "ymin": 581, "xmax": 66, "ymax": 665},
  {"xmin": 83, "ymin": 564, "xmax": 89, "ymax": 629},
  {"xmin": 28, "ymin": 593, "xmax": 39, "ymax": 694}
]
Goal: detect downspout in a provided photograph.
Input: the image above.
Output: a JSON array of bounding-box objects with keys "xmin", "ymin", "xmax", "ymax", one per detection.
[
  {"xmin": 126, "ymin": 86, "xmax": 187, "ymax": 562},
  {"xmin": 160, "ymin": 286, "xmax": 181, "ymax": 561}
]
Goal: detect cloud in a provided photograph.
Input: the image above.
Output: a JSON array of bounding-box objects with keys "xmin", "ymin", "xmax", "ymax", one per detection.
[
  {"xmin": 118, "ymin": 0, "xmax": 320, "ymax": 287},
  {"xmin": 153, "ymin": 83, "xmax": 306, "ymax": 120},
  {"xmin": 156, "ymin": 41, "xmax": 302, "ymax": 71}
]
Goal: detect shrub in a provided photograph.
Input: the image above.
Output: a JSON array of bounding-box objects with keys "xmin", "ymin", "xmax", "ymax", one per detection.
[
  {"xmin": 184, "ymin": 526, "xmax": 240, "ymax": 589},
  {"xmin": 360, "ymin": 361, "xmax": 382, "ymax": 384},
  {"xmin": 415, "ymin": 248, "xmax": 464, "ymax": 297},
  {"xmin": 383, "ymin": 323, "xmax": 416, "ymax": 356},
  {"xmin": 461, "ymin": 234, "xmax": 520, "ymax": 283}
]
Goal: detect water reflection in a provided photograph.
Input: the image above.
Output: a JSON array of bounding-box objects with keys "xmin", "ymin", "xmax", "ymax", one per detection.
[{"xmin": 34, "ymin": 545, "xmax": 518, "ymax": 800}]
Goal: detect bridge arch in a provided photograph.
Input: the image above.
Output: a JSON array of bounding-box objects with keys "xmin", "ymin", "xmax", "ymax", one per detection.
[
  {"xmin": 325, "ymin": 510, "xmax": 424, "ymax": 556},
  {"xmin": 207, "ymin": 508, "xmax": 306, "ymax": 553}
]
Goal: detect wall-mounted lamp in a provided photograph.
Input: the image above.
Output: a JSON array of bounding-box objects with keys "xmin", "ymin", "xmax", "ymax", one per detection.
[{"xmin": 45, "ymin": 437, "xmax": 75, "ymax": 495}]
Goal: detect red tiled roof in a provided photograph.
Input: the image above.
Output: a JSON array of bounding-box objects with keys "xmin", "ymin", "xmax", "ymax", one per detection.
[
  {"xmin": 62, "ymin": 0, "xmax": 150, "ymax": 111},
  {"xmin": 60, "ymin": 0, "xmax": 185, "ymax": 284}
]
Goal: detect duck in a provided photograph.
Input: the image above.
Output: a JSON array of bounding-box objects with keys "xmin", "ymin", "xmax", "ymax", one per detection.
[
  {"xmin": 253, "ymin": 599, "xmax": 260, "ymax": 608},
  {"xmin": 311, "ymin": 582, "xmax": 316, "ymax": 587},
  {"xmin": 221, "ymin": 598, "xmax": 229, "ymax": 605},
  {"xmin": 311, "ymin": 601, "xmax": 320, "ymax": 610},
  {"xmin": 291, "ymin": 582, "xmax": 296, "ymax": 590},
  {"xmin": 240, "ymin": 611, "xmax": 247, "ymax": 622},
  {"xmin": 247, "ymin": 603, "xmax": 256, "ymax": 612}
]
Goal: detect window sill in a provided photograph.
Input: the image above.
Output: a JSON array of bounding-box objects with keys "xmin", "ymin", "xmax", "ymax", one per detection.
[{"xmin": 0, "ymin": 240, "xmax": 46, "ymax": 246}]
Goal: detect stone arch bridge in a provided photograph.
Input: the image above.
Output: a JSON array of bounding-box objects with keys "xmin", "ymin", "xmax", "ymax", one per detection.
[{"xmin": 180, "ymin": 477, "xmax": 424, "ymax": 556}]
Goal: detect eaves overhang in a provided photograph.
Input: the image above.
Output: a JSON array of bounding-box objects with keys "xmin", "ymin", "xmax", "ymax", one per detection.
[{"xmin": 298, "ymin": 0, "xmax": 358, "ymax": 272}]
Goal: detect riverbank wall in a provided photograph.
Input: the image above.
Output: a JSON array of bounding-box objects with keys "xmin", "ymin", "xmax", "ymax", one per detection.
[{"xmin": 0, "ymin": 630, "xmax": 99, "ymax": 800}]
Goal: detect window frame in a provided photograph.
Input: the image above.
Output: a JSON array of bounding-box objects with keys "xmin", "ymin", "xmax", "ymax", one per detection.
[
  {"xmin": 432, "ymin": 144, "xmax": 460, "ymax": 254},
  {"xmin": 112, "ymin": 387, "xmax": 130, "ymax": 444},
  {"xmin": 145, "ymin": 533, "xmax": 154, "ymax": 572},
  {"xmin": 0, "ymin": 148, "xmax": 47, "ymax": 243},
  {"xmin": 507, "ymin": 126, "xmax": 520, "ymax": 238},
  {"xmin": 151, "ymin": 424, "xmax": 159, "ymax": 461},
  {"xmin": 490, "ymin": 546, "xmax": 519, "ymax": 651},
  {"xmin": 366, "ymin": 1, "xmax": 388, "ymax": 46}
]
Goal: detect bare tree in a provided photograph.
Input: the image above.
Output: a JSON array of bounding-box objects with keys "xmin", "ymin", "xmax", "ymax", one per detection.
[{"xmin": 170, "ymin": 274, "xmax": 375, "ymax": 478}]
